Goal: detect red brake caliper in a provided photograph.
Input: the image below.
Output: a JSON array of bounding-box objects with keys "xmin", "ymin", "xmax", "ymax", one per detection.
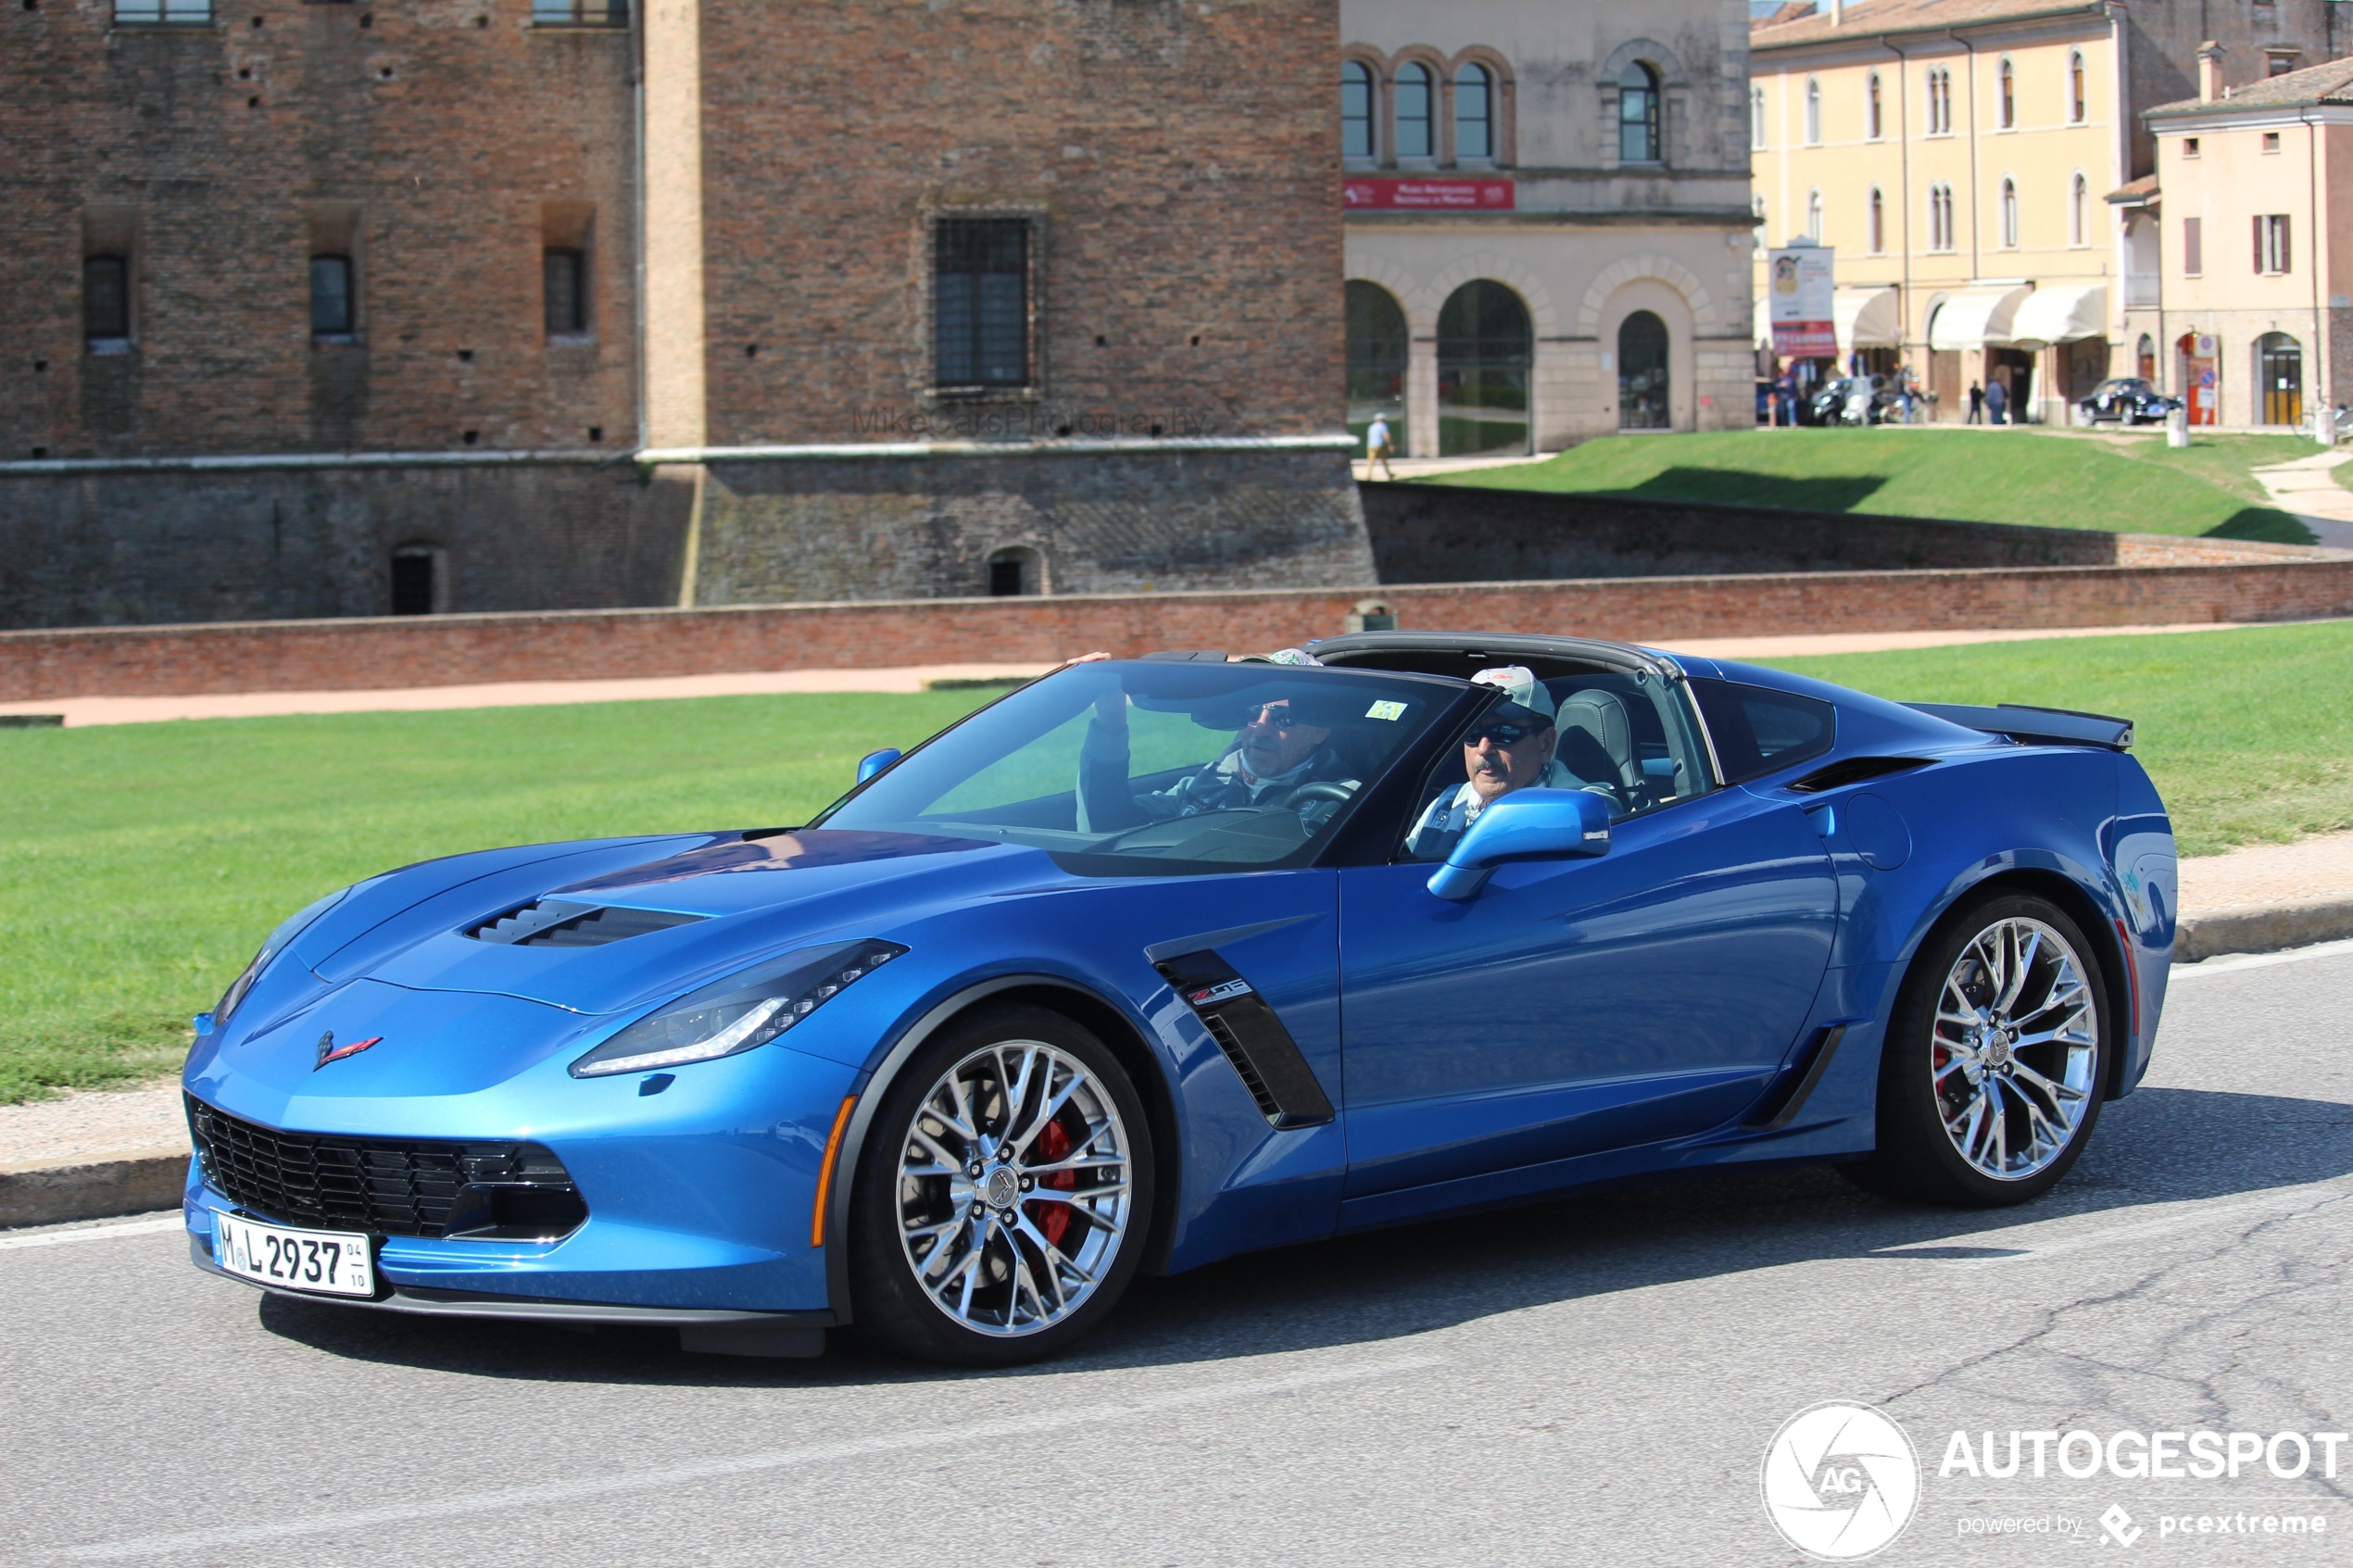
[{"xmin": 1027, "ymin": 1116, "xmax": 1078, "ymax": 1248}]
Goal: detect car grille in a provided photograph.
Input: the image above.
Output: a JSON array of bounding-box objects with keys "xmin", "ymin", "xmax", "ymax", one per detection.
[{"xmin": 186, "ymin": 1096, "xmax": 587, "ymax": 1240}]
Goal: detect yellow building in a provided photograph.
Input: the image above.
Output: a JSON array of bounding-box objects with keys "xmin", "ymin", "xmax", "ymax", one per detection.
[
  {"xmin": 1750, "ymin": 0, "xmax": 2347, "ymax": 422},
  {"xmin": 2137, "ymin": 52, "xmax": 2353, "ymax": 427}
]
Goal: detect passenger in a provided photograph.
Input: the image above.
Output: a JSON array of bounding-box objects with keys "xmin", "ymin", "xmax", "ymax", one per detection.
[
  {"xmin": 1404, "ymin": 666, "xmax": 1585, "ymax": 861},
  {"xmin": 1077, "ymin": 684, "xmax": 1360, "ymax": 833}
]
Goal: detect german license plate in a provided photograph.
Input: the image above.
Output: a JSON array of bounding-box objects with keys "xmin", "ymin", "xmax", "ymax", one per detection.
[{"xmin": 213, "ymin": 1212, "xmax": 375, "ymax": 1298}]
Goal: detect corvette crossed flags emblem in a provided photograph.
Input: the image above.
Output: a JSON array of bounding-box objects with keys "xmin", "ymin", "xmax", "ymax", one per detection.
[{"xmin": 314, "ymin": 1030, "xmax": 382, "ymax": 1070}]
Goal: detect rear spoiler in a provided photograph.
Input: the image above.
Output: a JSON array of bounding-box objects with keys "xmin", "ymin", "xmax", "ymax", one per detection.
[{"xmin": 1905, "ymin": 702, "xmax": 2134, "ymax": 751}]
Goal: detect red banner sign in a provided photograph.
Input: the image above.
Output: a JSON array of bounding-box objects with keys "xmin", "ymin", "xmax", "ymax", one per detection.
[{"xmin": 1343, "ymin": 179, "xmax": 1516, "ymax": 211}]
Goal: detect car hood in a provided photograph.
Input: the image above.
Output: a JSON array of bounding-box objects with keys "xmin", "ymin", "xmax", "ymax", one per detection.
[{"xmin": 306, "ymin": 829, "xmax": 1052, "ymax": 1017}]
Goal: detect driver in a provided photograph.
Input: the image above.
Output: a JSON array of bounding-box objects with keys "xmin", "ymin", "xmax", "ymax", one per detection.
[
  {"xmin": 1077, "ymin": 686, "xmax": 1360, "ymax": 833},
  {"xmin": 1404, "ymin": 667, "xmax": 1585, "ymax": 861}
]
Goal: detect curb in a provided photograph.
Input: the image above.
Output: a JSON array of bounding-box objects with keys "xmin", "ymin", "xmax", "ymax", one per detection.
[
  {"xmin": 0, "ymin": 1149, "xmax": 185, "ymax": 1230},
  {"xmin": 2176, "ymin": 896, "xmax": 2353, "ymax": 965},
  {"xmin": 5, "ymin": 899, "xmax": 2353, "ymax": 1235}
]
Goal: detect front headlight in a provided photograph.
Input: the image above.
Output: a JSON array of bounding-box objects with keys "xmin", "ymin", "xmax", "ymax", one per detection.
[
  {"xmin": 213, "ymin": 886, "xmax": 350, "ymax": 1027},
  {"xmin": 569, "ymin": 940, "xmax": 908, "ymax": 1079}
]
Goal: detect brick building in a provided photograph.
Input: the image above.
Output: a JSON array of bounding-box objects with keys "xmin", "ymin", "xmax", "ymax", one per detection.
[{"xmin": 0, "ymin": 0, "xmax": 1369, "ymax": 629}]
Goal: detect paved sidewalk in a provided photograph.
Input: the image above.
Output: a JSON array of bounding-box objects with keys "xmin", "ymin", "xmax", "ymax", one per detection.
[{"xmin": 2252, "ymin": 448, "xmax": 2353, "ymax": 551}]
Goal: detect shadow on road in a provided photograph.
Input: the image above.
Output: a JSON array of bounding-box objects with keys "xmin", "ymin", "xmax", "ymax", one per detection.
[{"xmin": 255, "ymin": 1085, "xmax": 2350, "ymax": 1389}]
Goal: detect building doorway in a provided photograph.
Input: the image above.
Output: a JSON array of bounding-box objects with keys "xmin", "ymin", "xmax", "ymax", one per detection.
[
  {"xmin": 2136, "ymin": 333, "xmax": 2157, "ymax": 384},
  {"xmin": 2063, "ymin": 339, "xmax": 2108, "ymax": 403},
  {"xmin": 2258, "ymin": 332, "xmax": 2303, "ymax": 426},
  {"xmin": 1345, "ymin": 281, "xmax": 1408, "ymax": 457},
  {"xmin": 1617, "ymin": 310, "xmax": 1671, "ymax": 429},
  {"xmin": 391, "ymin": 544, "xmax": 438, "ymax": 615},
  {"xmin": 1986, "ymin": 347, "xmax": 2036, "ymax": 422},
  {"xmin": 1436, "ymin": 280, "xmax": 1532, "ymax": 456},
  {"xmin": 2177, "ymin": 332, "xmax": 2218, "ymax": 425}
]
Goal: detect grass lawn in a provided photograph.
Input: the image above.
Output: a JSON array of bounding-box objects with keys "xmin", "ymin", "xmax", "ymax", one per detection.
[
  {"xmin": 6, "ymin": 623, "xmax": 2347, "ymax": 1102},
  {"xmin": 0, "ymin": 690, "xmax": 994, "ymax": 1103},
  {"xmin": 1425, "ymin": 428, "xmax": 2319, "ymax": 544}
]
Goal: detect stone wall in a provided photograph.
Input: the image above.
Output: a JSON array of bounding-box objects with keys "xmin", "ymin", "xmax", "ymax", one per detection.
[
  {"xmin": 9, "ymin": 557, "xmax": 2350, "ymax": 702},
  {"xmin": 0, "ymin": 462, "xmax": 693, "ymax": 628},
  {"xmin": 693, "ymin": 448, "xmax": 1374, "ymax": 603},
  {"xmin": 1359, "ymin": 482, "xmax": 2324, "ymax": 583}
]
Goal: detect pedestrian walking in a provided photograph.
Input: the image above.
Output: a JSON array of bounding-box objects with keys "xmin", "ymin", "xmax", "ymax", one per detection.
[
  {"xmin": 1365, "ymin": 414, "xmax": 1396, "ymax": 481},
  {"xmin": 1896, "ymin": 364, "xmax": 1918, "ymax": 424},
  {"xmin": 1967, "ymin": 382, "xmax": 1985, "ymax": 424},
  {"xmin": 1984, "ymin": 377, "xmax": 2008, "ymax": 426}
]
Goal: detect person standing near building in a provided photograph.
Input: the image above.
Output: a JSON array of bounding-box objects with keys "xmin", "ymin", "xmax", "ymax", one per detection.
[
  {"xmin": 1967, "ymin": 381, "xmax": 1985, "ymax": 423},
  {"xmin": 1365, "ymin": 414, "xmax": 1396, "ymax": 481},
  {"xmin": 1984, "ymin": 376, "xmax": 2008, "ymax": 426}
]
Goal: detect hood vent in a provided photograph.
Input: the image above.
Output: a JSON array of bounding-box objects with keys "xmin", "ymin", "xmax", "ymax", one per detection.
[{"xmin": 466, "ymin": 898, "xmax": 706, "ymax": 947}]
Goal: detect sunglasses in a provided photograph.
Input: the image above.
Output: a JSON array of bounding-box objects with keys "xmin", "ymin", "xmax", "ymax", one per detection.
[
  {"xmin": 1466, "ymin": 721, "xmax": 1543, "ymax": 746},
  {"xmin": 1244, "ymin": 705, "xmax": 1311, "ymax": 729}
]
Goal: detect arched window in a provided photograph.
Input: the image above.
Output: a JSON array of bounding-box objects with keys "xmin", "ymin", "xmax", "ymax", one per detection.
[
  {"xmin": 83, "ymin": 255, "xmax": 130, "ymax": 344},
  {"xmin": 1618, "ymin": 310, "xmax": 1671, "ymax": 431},
  {"xmin": 2137, "ymin": 332, "xmax": 2157, "ymax": 383},
  {"xmin": 1804, "ymin": 76, "xmax": 1821, "ymax": 144},
  {"xmin": 1929, "ymin": 183, "xmax": 1955, "ymax": 251},
  {"xmin": 1806, "ymin": 188, "xmax": 1823, "ymax": 244},
  {"xmin": 1998, "ymin": 56, "xmax": 2016, "ymax": 129},
  {"xmin": 1340, "ymin": 60, "xmax": 1375, "ymax": 160},
  {"xmin": 1751, "ymin": 85, "xmax": 1767, "ymax": 148},
  {"xmin": 1753, "ymin": 194, "xmax": 1768, "ymax": 256},
  {"xmin": 1436, "ymin": 280, "xmax": 1532, "ymax": 456},
  {"xmin": 1394, "ymin": 62, "xmax": 1433, "ymax": 159},
  {"xmin": 987, "ymin": 546, "xmax": 1042, "ymax": 596},
  {"xmin": 1346, "ymin": 280, "xmax": 1409, "ymax": 454},
  {"xmin": 1927, "ymin": 67, "xmax": 1951, "ymax": 134},
  {"xmin": 1868, "ymin": 186, "xmax": 1885, "ymax": 254},
  {"xmin": 2069, "ymin": 171, "xmax": 2087, "ymax": 246},
  {"xmin": 1621, "ymin": 61, "xmax": 1662, "ymax": 162},
  {"xmin": 1866, "ymin": 71, "xmax": 1882, "ymax": 140},
  {"xmin": 2000, "ymin": 178, "xmax": 2020, "ymax": 247},
  {"xmin": 2069, "ymin": 50, "xmax": 2087, "ymax": 123},
  {"xmin": 1455, "ymin": 63, "xmax": 1493, "ymax": 161}
]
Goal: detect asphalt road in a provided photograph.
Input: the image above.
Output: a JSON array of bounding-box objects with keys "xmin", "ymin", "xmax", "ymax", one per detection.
[{"xmin": 5, "ymin": 943, "xmax": 2349, "ymax": 1567}]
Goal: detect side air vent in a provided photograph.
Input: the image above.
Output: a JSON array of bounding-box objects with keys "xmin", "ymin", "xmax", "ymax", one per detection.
[
  {"xmin": 1787, "ymin": 757, "xmax": 1931, "ymax": 795},
  {"xmin": 1153, "ymin": 949, "xmax": 1335, "ymax": 1129},
  {"xmin": 466, "ymin": 899, "xmax": 706, "ymax": 947}
]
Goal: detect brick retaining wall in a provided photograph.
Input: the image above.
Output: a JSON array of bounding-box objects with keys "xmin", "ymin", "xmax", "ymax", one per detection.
[{"xmin": 5, "ymin": 558, "xmax": 2350, "ymax": 703}]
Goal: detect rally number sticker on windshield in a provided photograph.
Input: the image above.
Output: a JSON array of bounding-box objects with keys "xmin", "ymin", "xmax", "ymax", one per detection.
[{"xmin": 1365, "ymin": 701, "xmax": 1407, "ymax": 721}]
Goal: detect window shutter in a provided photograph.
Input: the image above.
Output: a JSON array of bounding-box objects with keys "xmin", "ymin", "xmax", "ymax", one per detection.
[
  {"xmin": 2281, "ymin": 214, "xmax": 2292, "ymax": 274},
  {"xmin": 2256, "ymin": 216, "xmax": 2266, "ymax": 273},
  {"xmin": 2183, "ymin": 217, "xmax": 2202, "ymax": 276}
]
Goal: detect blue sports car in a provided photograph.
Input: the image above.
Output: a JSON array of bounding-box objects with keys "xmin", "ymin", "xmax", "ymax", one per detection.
[{"xmin": 181, "ymin": 633, "xmax": 2178, "ymax": 1365}]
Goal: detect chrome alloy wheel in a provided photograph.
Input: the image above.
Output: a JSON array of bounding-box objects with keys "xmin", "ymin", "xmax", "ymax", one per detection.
[
  {"xmin": 894, "ymin": 1039, "xmax": 1134, "ymax": 1338},
  {"xmin": 1931, "ymin": 917, "xmax": 2100, "ymax": 1181}
]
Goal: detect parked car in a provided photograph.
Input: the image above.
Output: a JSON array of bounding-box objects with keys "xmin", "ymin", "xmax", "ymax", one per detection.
[
  {"xmin": 2077, "ymin": 378, "xmax": 2182, "ymax": 426},
  {"xmin": 181, "ymin": 634, "xmax": 2176, "ymax": 1365}
]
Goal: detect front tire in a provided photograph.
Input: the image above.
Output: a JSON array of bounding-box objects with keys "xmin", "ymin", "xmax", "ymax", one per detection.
[
  {"xmin": 1847, "ymin": 894, "xmax": 2109, "ymax": 1206},
  {"xmin": 848, "ymin": 1004, "xmax": 1153, "ymax": 1365}
]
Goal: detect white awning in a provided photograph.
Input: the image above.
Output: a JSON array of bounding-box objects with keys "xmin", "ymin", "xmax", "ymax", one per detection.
[
  {"xmin": 2007, "ymin": 283, "xmax": 2109, "ymax": 347},
  {"xmin": 1834, "ymin": 287, "xmax": 1902, "ymax": 353},
  {"xmin": 1927, "ymin": 284, "xmax": 2032, "ymax": 351}
]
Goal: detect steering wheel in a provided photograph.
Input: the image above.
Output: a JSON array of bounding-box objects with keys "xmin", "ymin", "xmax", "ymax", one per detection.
[{"xmin": 1280, "ymin": 781, "xmax": 1357, "ymax": 808}]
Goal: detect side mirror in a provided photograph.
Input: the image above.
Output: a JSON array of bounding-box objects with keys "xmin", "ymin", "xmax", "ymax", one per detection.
[
  {"xmin": 856, "ymin": 748, "xmax": 902, "ymax": 784},
  {"xmin": 1427, "ymin": 787, "xmax": 1611, "ymax": 901},
  {"xmin": 191, "ymin": 1010, "xmax": 216, "ymax": 1038}
]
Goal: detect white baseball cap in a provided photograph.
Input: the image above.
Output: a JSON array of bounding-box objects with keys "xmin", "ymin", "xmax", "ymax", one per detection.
[{"xmin": 1468, "ymin": 665, "xmax": 1556, "ymax": 723}]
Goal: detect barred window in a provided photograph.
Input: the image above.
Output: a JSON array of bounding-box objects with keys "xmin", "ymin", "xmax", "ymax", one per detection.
[
  {"xmin": 310, "ymin": 255, "xmax": 355, "ymax": 336},
  {"xmin": 84, "ymin": 257, "xmax": 131, "ymax": 343},
  {"xmin": 532, "ymin": 0, "xmax": 627, "ymax": 24},
  {"xmin": 113, "ymin": 0, "xmax": 211, "ymax": 22},
  {"xmin": 934, "ymin": 219, "xmax": 1029, "ymax": 390},
  {"xmin": 544, "ymin": 249, "xmax": 585, "ymax": 336}
]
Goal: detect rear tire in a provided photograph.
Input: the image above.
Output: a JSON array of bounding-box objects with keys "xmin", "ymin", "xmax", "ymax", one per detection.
[
  {"xmin": 848, "ymin": 1004, "xmax": 1153, "ymax": 1366},
  {"xmin": 1845, "ymin": 893, "xmax": 2109, "ymax": 1207}
]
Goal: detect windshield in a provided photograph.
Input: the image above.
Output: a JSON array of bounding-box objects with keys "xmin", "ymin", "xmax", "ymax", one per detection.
[{"xmin": 815, "ymin": 660, "xmax": 1460, "ymax": 872}]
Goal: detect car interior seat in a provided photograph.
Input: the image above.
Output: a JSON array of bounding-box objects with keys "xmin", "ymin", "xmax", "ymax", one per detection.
[{"xmin": 1552, "ymin": 688, "xmax": 1641, "ymax": 799}]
